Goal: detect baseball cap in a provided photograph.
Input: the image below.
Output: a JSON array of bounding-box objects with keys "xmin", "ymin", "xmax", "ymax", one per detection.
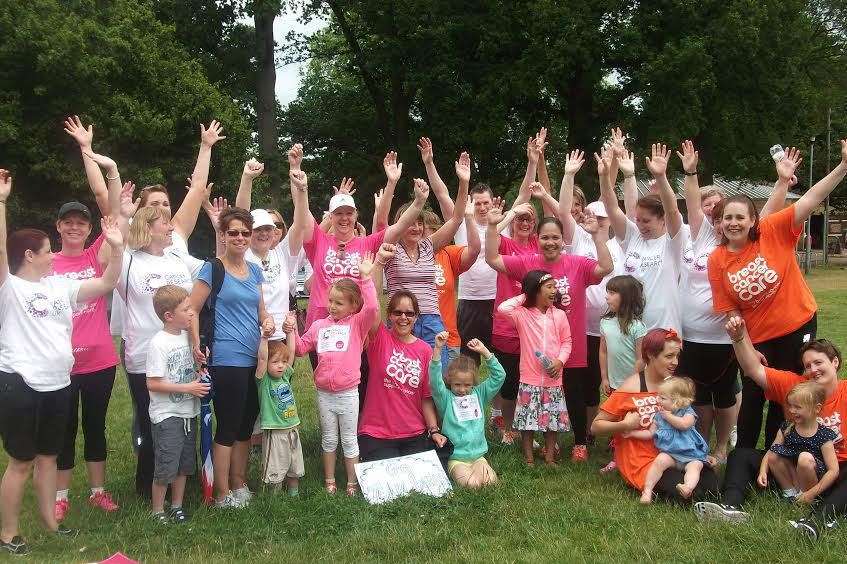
[
  {"xmin": 329, "ymin": 194, "xmax": 356, "ymax": 213},
  {"xmin": 58, "ymin": 201, "xmax": 92, "ymax": 221},
  {"xmin": 585, "ymin": 201, "xmax": 608, "ymax": 218},
  {"xmin": 251, "ymin": 209, "xmax": 276, "ymax": 229}
]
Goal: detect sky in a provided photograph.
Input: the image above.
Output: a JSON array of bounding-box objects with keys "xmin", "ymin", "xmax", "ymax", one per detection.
[{"xmin": 272, "ymin": 9, "xmax": 326, "ymax": 106}]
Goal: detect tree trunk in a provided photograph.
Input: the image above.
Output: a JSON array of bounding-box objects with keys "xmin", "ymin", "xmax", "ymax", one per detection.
[{"xmin": 255, "ymin": 3, "xmax": 282, "ymax": 209}]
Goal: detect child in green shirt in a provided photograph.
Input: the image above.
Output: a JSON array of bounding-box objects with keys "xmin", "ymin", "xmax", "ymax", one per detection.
[
  {"xmin": 256, "ymin": 313, "xmax": 302, "ymax": 496},
  {"xmin": 430, "ymin": 331, "xmax": 506, "ymax": 489}
]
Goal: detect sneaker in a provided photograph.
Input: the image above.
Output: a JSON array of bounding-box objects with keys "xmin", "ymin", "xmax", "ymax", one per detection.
[
  {"xmin": 600, "ymin": 460, "xmax": 618, "ymax": 473},
  {"xmin": 231, "ymin": 486, "xmax": 253, "ymax": 507},
  {"xmin": 168, "ymin": 507, "xmax": 189, "ymax": 523},
  {"xmin": 693, "ymin": 501, "xmax": 749, "ymax": 524},
  {"xmin": 88, "ymin": 491, "xmax": 119, "ymax": 512},
  {"xmin": 214, "ymin": 493, "xmax": 238, "ymax": 509},
  {"xmin": 789, "ymin": 517, "xmax": 819, "ymax": 541},
  {"xmin": 54, "ymin": 498, "xmax": 70, "ymax": 522},
  {"xmin": 55, "ymin": 524, "xmax": 78, "ymax": 537},
  {"xmin": 500, "ymin": 431, "xmax": 518, "ymax": 445},
  {"xmin": 0, "ymin": 536, "xmax": 29, "ymax": 555},
  {"xmin": 729, "ymin": 426, "xmax": 738, "ymax": 448},
  {"xmin": 570, "ymin": 444, "xmax": 588, "ymax": 462},
  {"xmin": 151, "ymin": 511, "xmax": 170, "ymax": 525}
]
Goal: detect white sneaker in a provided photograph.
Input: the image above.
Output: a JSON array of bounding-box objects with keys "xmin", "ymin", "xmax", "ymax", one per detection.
[
  {"xmin": 214, "ymin": 493, "xmax": 237, "ymax": 509},
  {"xmin": 693, "ymin": 501, "xmax": 749, "ymax": 524},
  {"xmin": 729, "ymin": 426, "xmax": 738, "ymax": 448},
  {"xmin": 231, "ymin": 486, "xmax": 253, "ymax": 507}
]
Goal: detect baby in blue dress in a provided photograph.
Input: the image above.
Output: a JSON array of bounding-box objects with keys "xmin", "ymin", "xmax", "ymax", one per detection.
[{"xmin": 632, "ymin": 376, "xmax": 709, "ymax": 503}]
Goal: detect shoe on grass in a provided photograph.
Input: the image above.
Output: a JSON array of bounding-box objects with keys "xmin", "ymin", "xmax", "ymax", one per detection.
[
  {"xmin": 571, "ymin": 444, "xmax": 588, "ymax": 462},
  {"xmin": 693, "ymin": 501, "xmax": 749, "ymax": 524},
  {"xmin": 0, "ymin": 536, "xmax": 29, "ymax": 556},
  {"xmin": 168, "ymin": 507, "xmax": 189, "ymax": 523},
  {"xmin": 214, "ymin": 493, "xmax": 238, "ymax": 509},
  {"xmin": 89, "ymin": 491, "xmax": 119, "ymax": 512},
  {"xmin": 151, "ymin": 511, "xmax": 170, "ymax": 525},
  {"xmin": 54, "ymin": 498, "xmax": 70, "ymax": 522},
  {"xmin": 231, "ymin": 486, "xmax": 253, "ymax": 507},
  {"xmin": 789, "ymin": 517, "xmax": 819, "ymax": 541},
  {"xmin": 55, "ymin": 524, "xmax": 78, "ymax": 537}
]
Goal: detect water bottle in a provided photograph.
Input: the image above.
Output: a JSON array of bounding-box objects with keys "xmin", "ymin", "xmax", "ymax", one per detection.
[
  {"xmin": 535, "ymin": 350, "xmax": 554, "ymax": 371},
  {"xmin": 770, "ymin": 144, "xmax": 785, "ymax": 162}
]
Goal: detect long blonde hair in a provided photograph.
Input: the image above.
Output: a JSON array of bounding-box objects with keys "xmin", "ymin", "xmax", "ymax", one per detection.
[{"xmin": 128, "ymin": 206, "xmax": 171, "ymax": 250}]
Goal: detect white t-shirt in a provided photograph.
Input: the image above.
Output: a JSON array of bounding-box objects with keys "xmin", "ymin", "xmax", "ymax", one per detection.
[
  {"xmin": 619, "ymin": 219, "xmax": 682, "ymax": 334},
  {"xmin": 145, "ymin": 330, "xmax": 199, "ymax": 423},
  {"xmin": 110, "ymin": 232, "xmax": 202, "ymax": 337},
  {"xmin": 246, "ymin": 233, "xmax": 301, "ymax": 340},
  {"xmin": 0, "ymin": 275, "xmax": 82, "ymax": 391},
  {"xmin": 677, "ymin": 223, "xmax": 730, "ymax": 344},
  {"xmin": 117, "ymin": 250, "xmax": 194, "ymax": 373},
  {"xmin": 568, "ymin": 226, "xmax": 624, "ymax": 336},
  {"xmin": 455, "ymin": 219, "xmax": 499, "ymax": 301}
]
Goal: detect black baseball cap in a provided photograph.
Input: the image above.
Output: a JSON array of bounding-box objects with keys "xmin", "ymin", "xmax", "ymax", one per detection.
[{"xmin": 57, "ymin": 201, "xmax": 92, "ymax": 221}]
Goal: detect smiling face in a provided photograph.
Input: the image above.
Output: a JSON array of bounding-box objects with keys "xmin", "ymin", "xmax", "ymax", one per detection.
[
  {"xmin": 701, "ymin": 194, "xmax": 723, "ymax": 221},
  {"xmin": 537, "ymin": 222, "xmax": 563, "ymax": 262},
  {"xmin": 403, "ymin": 217, "xmax": 425, "ymax": 246},
  {"xmin": 448, "ymin": 371, "xmax": 475, "ymax": 396},
  {"xmin": 513, "ymin": 212, "xmax": 536, "ymax": 241},
  {"xmin": 389, "ymin": 296, "xmax": 418, "ymax": 338},
  {"xmin": 56, "ymin": 213, "xmax": 92, "ymax": 249},
  {"xmin": 223, "ymin": 219, "xmax": 251, "ymax": 257},
  {"xmin": 635, "ymin": 206, "xmax": 665, "ymax": 239},
  {"xmin": 328, "ymin": 286, "xmax": 357, "ymax": 321},
  {"xmin": 720, "ymin": 201, "xmax": 756, "ymax": 247},
  {"xmin": 802, "ymin": 350, "xmax": 840, "ymax": 388},
  {"xmin": 331, "ymin": 207, "xmax": 358, "ymax": 241},
  {"xmin": 471, "ymin": 191, "xmax": 493, "ymax": 222},
  {"xmin": 786, "ymin": 397, "xmax": 818, "ymax": 425},
  {"xmin": 648, "ymin": 340, "xmax": 681, "ymax": 378},
  {"xmin": 143, "ymin": 191, "xmax": 171, "ymax": 211},
  {"xmin": 149, "ymin": 215, "xmax": 174, "ymax": 248},
  {"xmin": 250, "ymin": 225, "xmax": 275, "ymax": 254},
  {"xmin": 536, "ymin": 279, "xmax": 558, "ymax": 309},
  {"xmin": 29, "ymin": 237, "xmax": 55, "ymax": 277}
]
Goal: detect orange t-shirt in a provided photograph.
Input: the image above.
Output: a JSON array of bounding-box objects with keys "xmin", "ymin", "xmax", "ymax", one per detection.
[
  {"xmin": 434, "ymin": 245, "xmax": 469, "ymax": 348},
  {"xmin": 599, "ymin": 390, "xmax": 661, "ymax": 490},
  {"xmin": 764, "ymin": 368, "xmax": 847, "ymax": 461},
  {"xmin": 707, "ymin": 205, "xmax": 816, "ymax": 343}
]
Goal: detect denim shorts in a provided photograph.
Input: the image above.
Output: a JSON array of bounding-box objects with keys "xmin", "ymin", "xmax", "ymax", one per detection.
[{"xmin": 413, "ymin": 313, "xmax": 449, "ymax": 369}]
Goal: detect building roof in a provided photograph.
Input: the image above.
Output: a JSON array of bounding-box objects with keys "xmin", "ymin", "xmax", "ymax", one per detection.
[{"xmin": 615, "ymin": 175, "xmax": 801, "ymax": 200}]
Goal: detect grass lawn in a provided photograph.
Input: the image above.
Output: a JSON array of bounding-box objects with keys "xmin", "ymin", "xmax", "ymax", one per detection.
[{"xmin": 4, "ymin": 265, "xmax": 847, "ymax": 563}]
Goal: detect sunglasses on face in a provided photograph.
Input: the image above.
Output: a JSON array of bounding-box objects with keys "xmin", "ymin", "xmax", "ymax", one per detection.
[
  {"xmin": 515, "ymin": 215, "xmax": 534, "ymax": 223},
  {"xmin": 226, "ymin": 229, "xmax": 252, "ymax": 238},
  {"xmin": 390, "ymin": 310, "xmax": 417, "ymax": 318}
]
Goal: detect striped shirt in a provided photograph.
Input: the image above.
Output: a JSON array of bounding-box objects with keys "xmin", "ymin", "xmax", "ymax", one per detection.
[{"xmin": 385, "ymin": 237, "xmax": 439, "ymax": 314}]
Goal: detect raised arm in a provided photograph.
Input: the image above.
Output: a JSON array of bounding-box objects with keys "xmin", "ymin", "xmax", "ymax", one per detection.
[
  {"xmin": 761, "ymin": 146, "xmax": 800, "ymax": 219},
  {"xmin": 598, "ymin": 152, "xmax": 629, "ymax": 239},
  {"xmin": 794, "ymin": 139, "xmax": 847, "ymax": 230},
  {"xmin": 202, "ymin": 195, "xmax": 228, "ymax": 258},
  {"xmin": 234, "ymin": 158, "xmax": 265, "ymax": 210},
  {"xmin": 370, "ymin": 243, "xmax": 395, "ymax": 335},
  {"xmin": 172, "ymin": 120, "xmax": 226, "ymax": 240},
  {"xmin": 530, "ymin": 182, "xmax": 558, "ymax": 219},
  {"xmin": 80, "ymin": 151, "xmax": 124, "ymax": 265},
  {"xmin": 0, "ymin": 170, "xmax": 11, "ymax": 287},
  {"xmin": 558, "ymin": 149, "xmax": 585, "ymax": 245},
  {"xmin": 647, "ymin": 143, "xmax": 682, "ymax": 237},
  {"xmin": 677, "ymin": 140, "xmax": 703, "ymax": 236},
  {"xmin": 459, "ymin": 211, "xmax": 481, "ymax": 271},
  {"xmin": 535, "ymin": 127, "xmax": 552, "ymax": 194},
  {"xmin": 63, "ymin": 116, "xmax": 109, "ymax": 216},
  {"xmin": 77, "ymin": 216, "xmax": 124, "ymax": 302},
  {"xmin": 582, "ymin": 211, "xmax": 613, "ymax": 280},
  {"xmin": 384, "ymin": 178, "xmax": 429, "ymax": 244},
  {"xmin": 256, "ymin": 336, "xmax": 269, "ymax": 379},
  {"xmin": 725, "ymin": 316, "xmax": 767, "ymax": 389},
  {"xmin": 484, "ymin": 201, "xmax": 508, "ymax": 273},
  {"xmin": 374, "ymin": 151, "xmax": 402, "ymax": 234},
  {"xmin": 418, "ymin": 137, "xmax": 453, "ymax": 220},
  {"xmin": 431, "ymin": 152, "xmax": 471, "ymax": 250},
  {"xmin": 288, "ymin": 167, "xmax": 310, "ymax": 255}
]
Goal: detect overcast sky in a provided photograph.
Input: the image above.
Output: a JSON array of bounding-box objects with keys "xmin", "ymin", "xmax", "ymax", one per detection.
[{"xmin": 272, "ymin": 9, "xmax": 326, "ymax": 106}]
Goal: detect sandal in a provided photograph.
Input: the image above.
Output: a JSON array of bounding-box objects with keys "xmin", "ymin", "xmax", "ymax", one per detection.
[
  {"xmin": 346, "ymin": 481, "xmax": 359, "ymax": 497},
  {"xmin": 324, "ymin": 479, "xmax": 337, "ymax": 494}
]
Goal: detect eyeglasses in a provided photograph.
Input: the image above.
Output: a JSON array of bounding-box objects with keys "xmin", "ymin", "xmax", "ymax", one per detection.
[
  {"xmin": 225, "ymin": 229, "xmax": 252, "ymax": 238},
  {"xmin": 515, "ymin": 215, "xmax": 534, "ymax": 223},
  {"xmin": 390, "ymin": 310, "xmax": 417, "ymax": 318},
  {"xmin": 274, "ymin": 222, "xmax": 285, "ymax": 230}
]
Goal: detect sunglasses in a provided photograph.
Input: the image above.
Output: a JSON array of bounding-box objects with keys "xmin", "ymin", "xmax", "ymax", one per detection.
[
  {"xmin": 226, "ymin": 229, "xmax": 252, "ymax": 238},
  {"xmin": 390, "ymin": 310, "xmax": 417, "ymax": 318},
  {"xmin": 515, "ymin": 215, "xmax": 534, "ymax": 223}
]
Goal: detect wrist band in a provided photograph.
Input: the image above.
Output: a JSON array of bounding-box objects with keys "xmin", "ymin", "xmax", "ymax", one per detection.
[
  {"xmin": 731, "ymin": 336, "xmax": 744, "ymax": 343},
  {"xmin": 683, "ymin": 171, "xmax": 697, "ymax": 177},
  {"xmin": 106, "ymin": 173, "xmax": 119, "ymax": 180}
]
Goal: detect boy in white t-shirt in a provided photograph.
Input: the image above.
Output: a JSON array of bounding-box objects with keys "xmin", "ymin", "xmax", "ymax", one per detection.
[{"xmin": 145, "ymin": 285, "xmax": 210, "ymax": 524}]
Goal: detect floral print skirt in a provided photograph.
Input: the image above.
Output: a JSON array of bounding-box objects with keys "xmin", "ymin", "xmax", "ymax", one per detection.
[{"xmin": 513, "ymin": 383, "xmax": 569, "ymax": 432}]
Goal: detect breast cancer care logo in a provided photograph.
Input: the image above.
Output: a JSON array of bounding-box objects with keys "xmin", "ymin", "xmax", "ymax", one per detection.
[
  {"xmin": 385, "ymin": 348, "xmax": 422, "ymax": 392},
  {"xmin": 25, "ymin": 292, "xmax": 68, "ymax": 319},
  {"xmin": 726, "ymin": 255, "xmax": 779, "ymax": 303},
  {"xmin": 555, "ymin": 276, "xmax": 571, "ymax": 309},
  {"xmin": 323, "ymin": 249, "xmax": 361, "ymax": 279},
  {"xmin": 433, "ymin": 263, "xmax": 446, "ymax": 287},
  {"xmin": 632, "ymin": 395, "xmax": 661, "ymax": 427},
  {"xmin": 142, "ymin": 272, "xmax": 192, "ymax": 295}
]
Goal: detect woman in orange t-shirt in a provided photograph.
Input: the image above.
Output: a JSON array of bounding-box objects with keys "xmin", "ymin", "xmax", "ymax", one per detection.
[
  {"xmin": 592, "ymin": 328, "xmax": 719, "ymax": 502},
  {"xmin": 708, "ymin": 139, "xmax": 847, "ymax": 449}
]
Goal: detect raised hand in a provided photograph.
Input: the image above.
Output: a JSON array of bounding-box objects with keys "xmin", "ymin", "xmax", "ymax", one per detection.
[
  {"xmin": 101, "ymin": 215, "xmax": 124, "ymax": 249},
  {"xmin": 529, "ymin": 181, "xmax": 546, "ymax": 200},
  {"xmin": 725, "ymin": 315, "xmax": 746, "ymax": 342},
  {"xmin": 535, "ymin": 127, "xmax": 549, "ymax": 154},
  {"xmin": 776, "ymin": 146, "xmax": 802, "ymax": 181},
  {"xmin": 282, "ymin": 312, "xmax": 297, "ymax": 335},
  {"xmin": 373, "ymin": 188, "xmax": 385, "ymax": 211},
  {"xmin": 455, "ymin": 151, "xmax": 471, "ymax": 183},
  {"xmin": 358, "ymin": 251, "xmax": 376, "ymax": 278},
  {"xmin": 261, "ymin": 317, "xmax": 276, "ymax": 337},
  {"xmin": 202, "ymin": 196, "xmax": 228, "ymax": 229},
  {"xmin": 383, "ymin": 151, "xmax": 403, "ymax": 183},
  {"xmin": 564, "ymin": 149, "xmax": 585, "ymax": 175},
  {"xmin": 63, "ymin": 115, "xmax": 93, "ymax": 149},
  {"xmin": 376, "ymin": 242, "xmax": 396, "ymax": 264},
  {"xmin": 417, "ymin": 137, "xmax": 434, "ymax": 165},
  {"xmin": 676, "ymin": 140, "xmax": 699, "ymax": 174},
  {"xmin": 840, "ymin": 139, "xmax": 847, "ymax": 165},
  {"xmin": 82, "ymin": 151, "xmax": 118, "ymax": 173},
  {"xmin": 0, "ymin": 169, "xmax": 13, "ymax": 201},
  {"xmin": 487, "ymin": 198, "xmax": 506, "ymax": 225},
  {"xmin": 526, "ymin": 136, "xmax": 541, "ymax": 164},
  {"xmin": 594, "ymin": 152, "xmax": 611, "ymax": 177},
  {"xmin": 618, "ymin": 150, "xmax": 635, "ymax": 177},
  {"xmin": 333, "ymin": 177, "xmax": 356, "ymax": 195},
  {"xmin": 200, "ymin": 120, "xmax": 226, "ymax": 147},
  {"xmin": 434, "ymin": 331, "xmax": 449, "ymax": 349},
  {"xmin": 466, "ymin": 338, "xmax": 490, "ymax": 358},
  {"xmin": 119, "ymin": 182, "xmax": 140, "ymax": 218},
  {"xmin": 243, "ymin": 158, "xmax": 265, "ymax": 179},
  {"xmin": 413, "ymin": 178, "xmax": 430, "ymax": 202},
  {"xmin": 512, "ymin": 202, "xmax": 535, "ymax": 217},
  {"xmin": 288, "ymin": 143, "xmax": 304, "ymax": 170},
  {"xmin": 610, "ymin": 127, "xmax": 627, "ymax": 158},
  {"xmin": 289, "ymin": 169, "xmax": 307, "ymax": 192},
  {"xmin": 645, "ymin": 143, "xmax": 670, "ymax": 178},
  {"xmin": 582, "ymin": 208, "xmax": 599, "ymax": 234}
]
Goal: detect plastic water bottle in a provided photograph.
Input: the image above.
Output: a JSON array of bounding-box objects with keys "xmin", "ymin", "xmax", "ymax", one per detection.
[
  {"xmin": 770, "ymin": 144, "xmax": 785, "ymax": 162},
  {"xmin": 535, "ymin": 350, "xmax": 554, "ymax": 371}
]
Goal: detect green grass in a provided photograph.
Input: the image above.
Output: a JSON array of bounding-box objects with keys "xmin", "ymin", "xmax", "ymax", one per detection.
[{"xmin": 4, "ymin": 265, "xmax": 847, "ymax": 562}]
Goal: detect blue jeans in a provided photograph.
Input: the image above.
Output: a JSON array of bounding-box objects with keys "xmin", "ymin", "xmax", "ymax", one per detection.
[{"xmin": 413, "ymin": 313, "xmax": 449, "ymax": 370}]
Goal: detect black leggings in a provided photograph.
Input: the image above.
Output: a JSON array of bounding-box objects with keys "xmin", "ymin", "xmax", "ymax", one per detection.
[
  {"xmin": 210, "ymin": 365, "xmax": 259, "ymax": 447},
  {"xmin": 126, "ymin": 371, "xmax": 153, "ymax": 498},
  {"xmin": 655, "ymin": 464, "xmax": 720, "ymax": 504},
  {"xmin": 563, "ymin": 367, "xmax": 591, "ymax": 445},
  {"xmin": 457, "ymin": 299, "xmax": 494, "ymax": 364},
  {"xmin": 493, "ymin": 347, "xmax": 520, "ymax": 401},
  {"xmin": 584, "ymin": 335, "xmax": 602, "ymax": 408},
  {"xmin": 57, "ymin": 366, "xmax": 116, "ymax": 471},
  {"xmin": 737, "ymin": 314, "xmax": 817, "ymax": 448}
]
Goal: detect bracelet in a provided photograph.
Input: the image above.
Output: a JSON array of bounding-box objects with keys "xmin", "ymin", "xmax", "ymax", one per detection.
[
  {"xmin": 106, "ymin": 172, "xmax": 120, "ymax": 180},
  {"xmin": 683, "ymin": 170, "xmax": 697, "ymax": 177},
  {"xmin": 375, "ymin": 259, "xmax": 386, "ymax": 265},
  {"xmin": 731, "ymin": 336, "xmax": 744, "ymax": 343},
  {"xmin": 0, "ymin": 200, "xmax": 5, "ymax": 205}
]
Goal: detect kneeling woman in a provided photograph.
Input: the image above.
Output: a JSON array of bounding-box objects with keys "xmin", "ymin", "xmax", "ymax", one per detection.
[{"xmin": 591, "ymin": 328, "xmax": 719, "ymax": 503}]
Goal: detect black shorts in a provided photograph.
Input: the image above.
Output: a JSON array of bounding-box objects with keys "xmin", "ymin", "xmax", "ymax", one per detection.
[
  {"xmin": 585, "ymin": 335, "xmax": 602, "ymax": 407},
  {"xmin": 676, "ymin": 340, "xmax": 738, "ymax": 409},
  {"xmin": 210, "ymin": 365, "xmax": 259, "ymax": 447},
  {"xmin": 494, "ymin": 348, "xmax": 520, "ymax": 401},
  {"xmin": 0, "ymin": 371, "xmax": 72, "ymax": 461},
  {"xmin": 458, "ymin": 299, "xmax": 494, "ymax": 361}
]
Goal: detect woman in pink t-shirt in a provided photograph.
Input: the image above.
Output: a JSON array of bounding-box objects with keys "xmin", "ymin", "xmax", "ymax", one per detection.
[
  {"xmin": 358, "ymin": 290, "xmax": 453, "ymax": 468},
  {"xmin": 486, "ymin": 203, "xmax": 613, "ymax": 461}
]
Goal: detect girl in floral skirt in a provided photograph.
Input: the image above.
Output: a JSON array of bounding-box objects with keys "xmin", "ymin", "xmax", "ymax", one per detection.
[{"xmin": 498, "ymin": 270, "xmax": 572, "ymax": 465}]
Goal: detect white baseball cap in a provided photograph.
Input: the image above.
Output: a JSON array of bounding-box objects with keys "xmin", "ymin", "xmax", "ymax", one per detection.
[
  {"xmin": 585, "ymin": 201, "xmax": 608, "ymax": 218},
  {"xmin": 251, "ymin": 209, "xmax": 276, "ymax": 229},
  {"xmin": 329, "ymin": 193, "xmax": 356, "ymax": 213}
]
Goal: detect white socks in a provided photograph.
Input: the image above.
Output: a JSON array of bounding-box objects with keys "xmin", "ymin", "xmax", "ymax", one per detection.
[{"xmin": 56, "ymin": 489, "xmax": 69, "ymax": 502}]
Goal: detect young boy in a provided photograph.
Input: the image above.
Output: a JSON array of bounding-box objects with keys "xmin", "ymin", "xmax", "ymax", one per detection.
[
  {"xmin": 257, "ymin": 313, "xmax": 303, "ymax": 495},
  {"xmin": 146, "ymin": 285, "xmax": 210, "ymax": 523}
]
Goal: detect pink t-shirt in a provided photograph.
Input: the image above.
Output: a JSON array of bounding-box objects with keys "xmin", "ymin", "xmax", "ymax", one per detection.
[
  {"xmin": 51, "ymin": 234, "xmax": 118, "ymax": 375},
  {"xmin": 359, "ymin": 325, "xmax": 432, "ymax": 439},
  {"xmin": 303, "ymin": 218, "xmax": 386, "ymax": 330},
  {"xmin": 501, "ymin": 253, "xmax": 598, "ymax": 368},
  {"xmin": 492, "ymin": 235, "xmax": 538, "ymax": 353},
  {"xmin": 294, "ymin": 278, "xmax": 378, "ymax": 392}
]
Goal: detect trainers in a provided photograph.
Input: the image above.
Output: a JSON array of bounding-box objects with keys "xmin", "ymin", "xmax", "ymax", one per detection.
[
  {"xmin": 693, "ymin": 501, "xmax": 749, "ymax": 524},
  {"xmin": 54, "ymin": 498, "xmax": 70, "ymax": 522},
  {"xmin": 571, "ymin": 444, "xmax": 588, "ymax": 462},
  {"xmin": 151, "ymin": 511, "xmax": 170, "ymax": 525},
  {"xmin": 729, "ymin": 426, "xmax": 738, "ymax": 448},
  {"xmin": 231, "ymin": 486, "xmax": 253, "ymax": 507},
  {"xmin": 55, "ymin": 524, "xmax": 78, "ymax": 537},
  {"xmin": 88, "ymin": 491, "xmax": 119, "ymax": 512},
  {"xmin": 600, "ymin": 460, "xmax": 618, "ymax": 473},
  {"xmin": 789, "ymin": 517, "xmax": 819, "ymax": 541},
  {"xmin": 168, "ymin": 507, "xmax": 189, "ymax": 523},
  {"xmin": 0, "ymin": 535, "xmax": 29, "ymax": 555},
  {"xmin": 214, "ymin": 493, "xmax": 238, "ymax": 509},
  {"xmin": 500, "ymin": 431, "xmax": 518, "ymax": 445}
]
